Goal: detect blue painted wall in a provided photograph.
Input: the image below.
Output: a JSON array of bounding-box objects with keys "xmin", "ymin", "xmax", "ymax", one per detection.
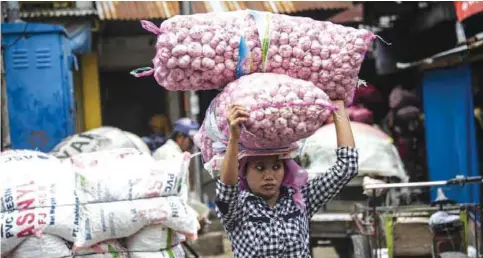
[{"xmin": 423, "ymin": 64, "xmax": 480, "ymax": 203}]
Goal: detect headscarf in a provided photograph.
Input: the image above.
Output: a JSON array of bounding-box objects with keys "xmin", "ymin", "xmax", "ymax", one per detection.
[{"xmin": 238, "ymin": 156, "xmax": 308, "ymax": 209}]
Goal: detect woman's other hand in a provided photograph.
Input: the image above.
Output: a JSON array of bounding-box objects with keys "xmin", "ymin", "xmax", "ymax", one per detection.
[
  {"xmin": 227, "ymin": 104, "xmax": 249, "ymax": 142},
  {"xmin": 332, "ymin": 100, "xmax": 356, "ymax": 148}
]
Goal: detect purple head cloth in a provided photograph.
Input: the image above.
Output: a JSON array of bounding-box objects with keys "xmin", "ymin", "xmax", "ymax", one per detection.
[{"xmin": 238, "ymin": 157, "xmax": 308, "ymax": 209}]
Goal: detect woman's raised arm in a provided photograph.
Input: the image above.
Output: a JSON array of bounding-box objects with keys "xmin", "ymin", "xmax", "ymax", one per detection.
[{"xmin": 332, "ymin": 100, "xmax": 356, "ymax": 148}]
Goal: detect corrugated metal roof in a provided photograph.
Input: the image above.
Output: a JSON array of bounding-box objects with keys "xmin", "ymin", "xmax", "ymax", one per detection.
[
  {"xmin": 95, "ymin": 1, "xmax": 180, "ymax": 20},
  {"xmin": 329, "ymin": 3, "xmax": 363, "ymax": 24},
  {"xmin": 193, "ymin": 1, "xmax": 352, "ymax": 14},
  {"xmin": 19, "ymin": 8, "xmax": 97, "ymax": 18}
]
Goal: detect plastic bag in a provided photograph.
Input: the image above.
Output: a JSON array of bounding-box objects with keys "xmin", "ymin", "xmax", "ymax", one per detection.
[
  {"xmin": 73, "ymin": 196, "xmax": 198, "ymax": 249},
  {"xmin": 126, "ymin": 225, "xmax": 185, "ymax": 253},
  {"xmin": 128, "ymin": 244, "xmax": 185, "ymax": 258},
  {"xmin": 136, "ymin": 10, "xmax": 374, "ymax": 104},
  {"xmin": 301, "ymin": 122, "xmax": 409, "ymax": 182},
  {"xmin": 69, "ymin": 149, "xmax": 190, "ymax": 203}
]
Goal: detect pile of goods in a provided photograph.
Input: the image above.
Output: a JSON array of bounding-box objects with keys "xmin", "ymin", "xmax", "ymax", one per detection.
[
  {"xmin": 137, "ymin": 10, "xmax": 373, "ymax": 105},
  {"xmin": 132, "ymin": 9, "xmax": 375, "ymax": 175},
  {"xmin": 194, "ymin": 73, "xmax": 335, "ymax": 162},
  {"xmin": 1, "ymin": 148, "xmax": 196, "ymax": 258},
  {"xmin": 50, "ymin": 127, "xmax": 151, "ymax": 159}
]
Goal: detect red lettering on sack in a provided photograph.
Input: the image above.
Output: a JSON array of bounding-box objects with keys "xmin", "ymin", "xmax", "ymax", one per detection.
[
  {"xmin": 16, "ymin": 213, "xmax": 34, "ymax": 226},
  {"xmin": 16, "ymin": 189, "xmax": 34, "ymax": 201},
  {"xmin": 16, "ymin": 225, "xmax": 35, "ymax": 238},
  {"xmin": 16, "ymin": 184, "xmax": 35, "ymax": 201},
  {"xmin": 17, "ymin": 199, "xmax": 35, "ymax": 210},
  {"xmin": 13, "ymin": 180, "xmax": 40, "ymax": 239},
  {"xmin": 38, "ymin": 213, "xmax": 47, "ymax": 225}
]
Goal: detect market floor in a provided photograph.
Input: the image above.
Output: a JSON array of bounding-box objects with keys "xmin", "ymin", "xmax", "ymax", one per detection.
[{"xmin": 202, "ymin": 237, "xmax": 339, "ymax": 258}]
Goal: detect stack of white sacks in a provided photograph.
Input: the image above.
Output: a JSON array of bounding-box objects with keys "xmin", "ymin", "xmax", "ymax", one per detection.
[
  {"xmin": 0, "ymin": 148, "xmax": 198, "ymax": 258},
  {"xmin": 49, "ymin": 126, "xmax": 151, "ymax": 159}
]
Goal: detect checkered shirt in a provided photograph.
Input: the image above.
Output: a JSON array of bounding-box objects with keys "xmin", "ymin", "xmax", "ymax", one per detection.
[{"xmin": 215, "ymin": 147, "xmax": 359, "ymax": 258}]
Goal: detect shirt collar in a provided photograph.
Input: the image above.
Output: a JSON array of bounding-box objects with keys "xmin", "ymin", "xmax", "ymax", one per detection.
[
  {"xmin": 165, "ymin": 139, "xmax": 182, "ymax": 154},
  {"xmin": 239, "ymin": 186, "xmax": 295, "ymax": 204}
]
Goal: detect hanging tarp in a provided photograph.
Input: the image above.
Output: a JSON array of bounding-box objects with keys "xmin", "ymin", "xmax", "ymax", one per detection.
[
  {"xmin": 455, "ymin": 1, "xmax": 483, "ymax": 22},
  {"xmin": 423, "ymin": 64, "xmax": 480, "ymax": 203}
]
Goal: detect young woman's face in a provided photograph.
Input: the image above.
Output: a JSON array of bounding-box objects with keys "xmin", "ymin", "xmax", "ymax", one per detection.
[{"xmin": 245, "ymin": 156, "xmax": 285, "ymax": 200}]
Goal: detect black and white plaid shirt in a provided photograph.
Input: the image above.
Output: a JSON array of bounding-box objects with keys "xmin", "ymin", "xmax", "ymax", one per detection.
[{"xmin": 215, "ymin": 147, "xmax": 359, "ymax": 258}]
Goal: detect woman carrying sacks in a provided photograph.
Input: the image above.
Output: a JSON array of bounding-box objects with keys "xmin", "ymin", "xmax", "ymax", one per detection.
[{"xmin": 215, "ymin": 100, "xmax": 359, "ymax": 257}]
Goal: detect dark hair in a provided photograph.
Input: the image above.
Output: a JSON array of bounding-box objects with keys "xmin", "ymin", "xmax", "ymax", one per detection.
[{"xmin": 171, "ymin": 131, "xmax": 188, "ymax": 141}]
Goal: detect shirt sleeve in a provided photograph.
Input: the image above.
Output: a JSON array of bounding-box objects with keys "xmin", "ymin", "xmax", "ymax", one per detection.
[
  {"xmin": 214, "ymin": 179, "xmax": 241, "ymax": 232},
  {"xmin": 301, "ymin": 146, "xmax": 359, "ymax": 218}
]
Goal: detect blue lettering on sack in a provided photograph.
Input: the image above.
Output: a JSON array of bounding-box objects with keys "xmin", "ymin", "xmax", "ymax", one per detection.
[{"xmin": 72, "ymin": 194, "xmax": 80, "ymax": 238}]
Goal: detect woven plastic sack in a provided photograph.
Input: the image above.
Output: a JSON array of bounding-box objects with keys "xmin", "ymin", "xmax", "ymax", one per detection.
[
  {"xmin": 73, "ymin": 196, "xmax": 198, "ymax": 249},
  {"xmin": 128, "ymin": 243, "xmax": 185, "ymax": 258},
  {"xmin": 0, "ymin": 152, "xmax": 77, "ymax": 255},
  {"xmin": 0, "ymin": 150, "xmax": 64, "ymax": 186},
  {"xmin": 63, "ymin": 148, "xmax": 152, "ymax": 168},
  {"xmin": 134, "ymin": 10, "xmax": 374, "ymax": 104},
  {"xmin": 67, "ymin": 149, "xmax": 190, "ymax": 203},
  {"xmin": 126, "ymin": 225, "xmax": 185, "ymax": 253},
  {"xmin": 1, "ymin": 201, "xmax": 77, "ymax": 255},
  {"xmin": 75, "ymin": 240, "xmax": 128, "ymax": 258},
  {"xmin": 51, "ymin": 127, "xmax": 150, "ymax": 159},
  {"xmin": 194, "ymin": 73, "xmax": 335, "ymax": 160},
  {"xmin": 7, "ymin": 234, "xmax": 72, "ymax": 258}
]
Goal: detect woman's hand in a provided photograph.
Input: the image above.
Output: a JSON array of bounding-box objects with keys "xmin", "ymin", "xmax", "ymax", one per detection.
[
  {"xmin": 220, "ymin": 104, "xmax": 248, "ymax": 185},
  {"xmin": 332, "ymin": 100, "xmax": 356, "ymax": 147},
  {"xmin": 227, "ymin": 104, "xmax": 249, "ymax": 142}
]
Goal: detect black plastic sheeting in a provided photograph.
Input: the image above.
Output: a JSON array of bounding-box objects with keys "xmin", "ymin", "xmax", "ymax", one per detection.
[{"xmin": 375, "ymin": 3, "xmax": 458, "ymax": 64}]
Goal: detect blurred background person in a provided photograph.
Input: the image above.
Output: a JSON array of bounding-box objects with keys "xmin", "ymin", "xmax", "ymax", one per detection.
[
  {"xmin": 142, "ymin": 114, "xmax": 172, "ymax": 153},
  {"xmin": 152, "ymin": 117, "xmax": 199, "ymax": 161}
]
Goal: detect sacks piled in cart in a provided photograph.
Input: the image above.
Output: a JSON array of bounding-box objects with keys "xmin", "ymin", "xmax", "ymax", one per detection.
[
  {"xmin": 132, "ymin": 9, "xmax": 375, "ymax": 174},
  {"xmin": 1, "ymin": 148, "xmax": 197, "ymax": 258},
  {"xmin": 50, "ymin": 126, "xmax": 151, "ymax": 159}
]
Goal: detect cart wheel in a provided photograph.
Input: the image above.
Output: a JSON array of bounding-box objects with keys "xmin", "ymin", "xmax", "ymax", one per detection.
[{"xmin": 351, "ymin": 234, "xmax": 371, "ymax": 258}]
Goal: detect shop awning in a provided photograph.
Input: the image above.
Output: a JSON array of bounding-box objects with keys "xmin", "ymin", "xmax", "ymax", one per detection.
[
  {"xmin": 192, "ymin": 1, "xmax": 352, "ymax": 14},
  {"xmin": 95, "ymin": 1, "xmax": 180, "ymax": 20}
]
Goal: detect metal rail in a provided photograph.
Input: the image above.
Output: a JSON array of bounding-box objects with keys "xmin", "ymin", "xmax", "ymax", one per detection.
[{"xmin": 364, "ymin": 176, "xmax": 483, "ymax": 190}]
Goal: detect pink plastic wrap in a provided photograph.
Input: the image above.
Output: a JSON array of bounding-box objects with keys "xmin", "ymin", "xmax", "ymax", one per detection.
[
  {"xmin": 349, "ymin": 106, "xmax": 374, "ymax": 124},
  {"xmin": 135, "ymin": 10, "xmax": 375, "ymax": 104},
  {"xmin": 326, "ymin": 105, "xmax": 373, "ymax": 125},
  {"xmin": 193, "ymin": 124, "xmax": 214, "ymax": 162},
  {"xmin": 194, "ymin": 73, "xmax": 335, "ymax": 163}
]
